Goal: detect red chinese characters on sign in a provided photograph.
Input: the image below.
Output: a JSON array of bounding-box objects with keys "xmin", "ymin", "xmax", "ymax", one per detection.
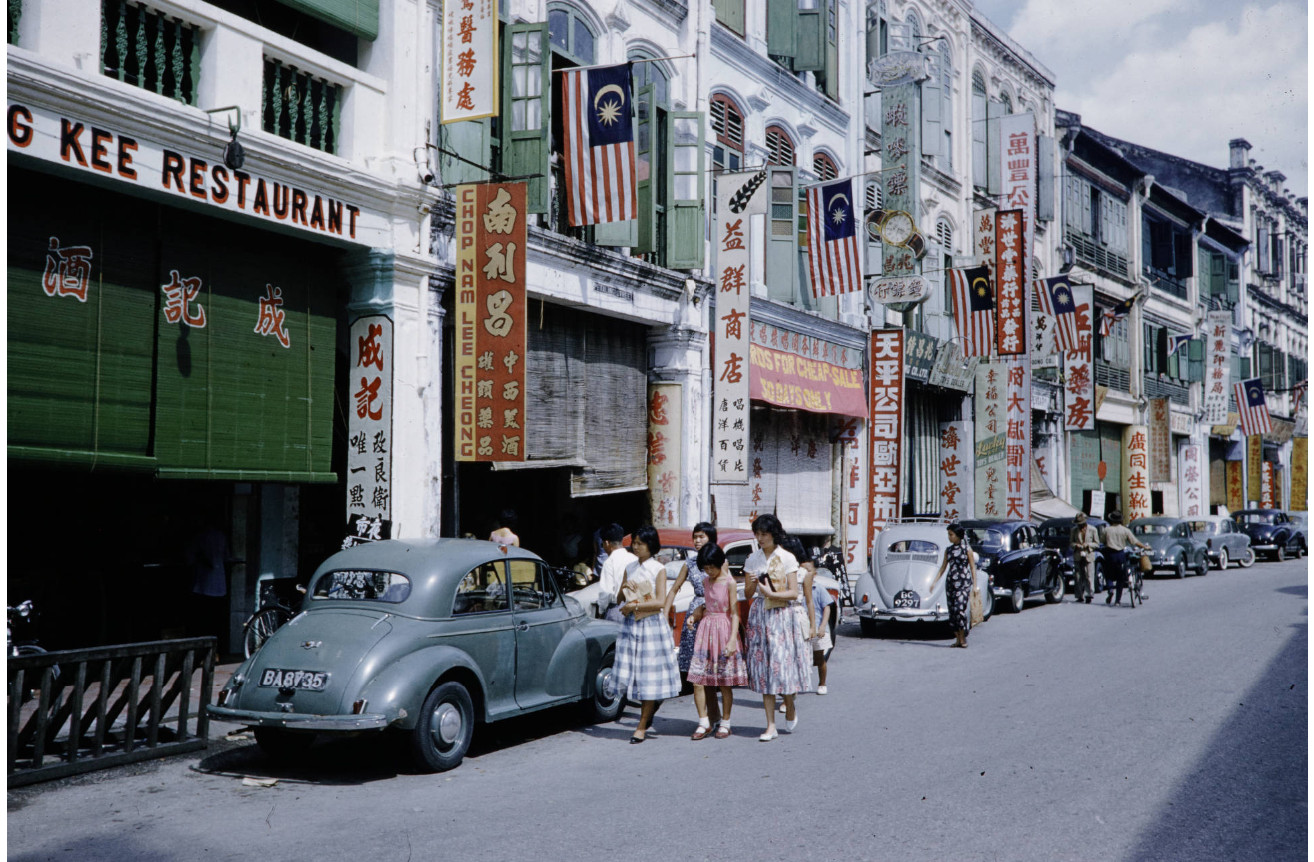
[
  {"xmin": 1203, "ymin": 311, "xmax": 1231, "ymax": 424},
  {"xmin": 1261, "ymin": 461, "xmax": 1275, "ymax": 509},
  {"xmin": 868, "ymin": 330, "xmax": 904, "ymax": 549},
  {"xmin": 441, "ymin": 0, "xmax": 495, "ymax": 123},
  {"xmin": 1149, "ymin": 398, "xmax": 1171, "ymax": 483},
  {"xmin": 254, "ymin": 284, "xmax": 290, "ymax": 348},
  {"xmin": 833, "ymin": 416, "xmax": 866, "ymax": 572},
  {"xmin": 348, "ymin": 315, "xmax": 393, "ymax": 523},
  {"xmin": 1064, "ymin": 284, "xmax": 1095, "ymax": 431},
  {"xmin": 1123, "ymin": 426, "xmax": 1151, "ymax": 520},
  {"xmin": 1179, "ymin": 443, "xmax": 1204, "ymax": 518},
  {"xmin": 647, "ymin": 384, "xmax": 682, "ymax": 528},
  {"xmin": 1003, "ymin": 358, "xmax": 1031, "ymax": 520},
  {"xmin": 42, "ymin": 237, "xmax": 93, "ymax": 302},
  {"xmin": 939, "ymin": 421, "xmax": 973, "ymax": 522},
  {"xmin": 160, "ymin": 270, "xmax": 206, "ymax": 328},
  {"xmin": 994, "ymin": 210, "xmax": 1026, "ymax": 355}
]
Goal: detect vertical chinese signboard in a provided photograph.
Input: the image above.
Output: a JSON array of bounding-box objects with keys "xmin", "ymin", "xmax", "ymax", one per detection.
[
  {"xmin": 1293, "ymin": 438, "xmax": 1308, "ymax": 512},
  {"xmin": 835, "ymin": 417, "xmax": 867, "ymax": 573},
  {"xmin": 1149, "ymin": 398, "xmax": 1171, "ymax": 483},
  {"xmin": 1247, "ymin": 435, "xmax": 1262, "ymax": 505},
  {"xmin": 974, "ymin": 361, "xmax": 1005, "ymax": 518},
  {"xmin": 1203, "ymin": 310, "xmax": 1231, "ymax": 424},
  {"xmin": 994, "ymin": 210, "xmax": 1026, "ymax": 355},
  {"xmin": 348, "ymin": 315, "xmax": 393, "ymax": 541},
  {"xmin": 869, "ymin": 329, "xmax": 904, "ymax": 548},
  {"xmin": 441, "ymin": 0, "xmax": 497, "ymax": 122},
  {"xmin": 1261, "ymin": 461, "xmax": 1275, "ymax": 509},
  {"xmin": 1003, "ymin": 358, "xmax": 1031, "ymax": 520},
  {"xmin": 455, "ymin": 182, "xmax": 527, "ymax": 462},
  {"xmin": 881, "ymin": 85, "xmax": 920, "ymax": 284},
  {"xmin": 1123, "ymin": 426, "xmax": 1151, "ymax": 520},
  {"xmin": 1064, "ymin": 284, "xmax": 1095, "ymax": 431},
  {"xmin": 974, "ymin": 207, "xmax": 996, "ymax": 265},
  {"xmin": 1179, "ymin": 442, "xmax": 1205, "ymax": 518},
  {"xmin": 647, "ymin": 383, "xmax": 682, "ymax": 528},
  {"xmin": 998, "ymin": 113, "xmax": 1035, "ymax": 286},
  {"xmin": 712, "ymin": 171, "xmax": 765, "ymax": 484},
  {"xmin": 1226, "ymin": 460, "xmax": 1244, "ymax": 512},
  {"xmin": 939, "ymin": 421, "xmax": 973, "ymax": 522}
]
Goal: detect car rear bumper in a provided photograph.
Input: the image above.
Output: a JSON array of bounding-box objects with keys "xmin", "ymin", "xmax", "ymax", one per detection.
[
  {"xmin": 207, "ymin": 705, "xmax": 391, "ymax": 731},
  {"xmin": 859, "ymin": 607, "xmax": 949, "ymax": 623}
]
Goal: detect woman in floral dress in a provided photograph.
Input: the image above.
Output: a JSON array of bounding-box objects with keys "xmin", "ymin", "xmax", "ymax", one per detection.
[
  {"xmin": 929, "ymin": 523, "xmax": 979, "ymax": 649},
  {"xmin": 743, "ymin": 514, "xmax": 813, "ymax": 741}
]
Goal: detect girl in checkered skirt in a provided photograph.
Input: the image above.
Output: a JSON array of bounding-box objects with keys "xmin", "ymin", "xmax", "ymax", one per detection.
[{"xmin": 613, "ymin": 525, "xmax": 681, "ymax": 744}]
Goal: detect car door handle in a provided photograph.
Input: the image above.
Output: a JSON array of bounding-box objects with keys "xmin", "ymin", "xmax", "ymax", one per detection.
[{"xmin": 516, "ymin": 621, "xmax": 529, "ymax": 632}]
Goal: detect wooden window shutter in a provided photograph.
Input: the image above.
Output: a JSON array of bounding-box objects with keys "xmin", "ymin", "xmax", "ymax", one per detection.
[
  {"xmin": 1188, "ymin": 335, "xmax": 1205, "ymax": 382},
  {"xmin": 920, "ymin": 53, "xmax": 942, "ymax": 158},
  {"xmin": 766, "ymin": 165, "xmax": 799, "ymax": 303},
  {"xmin": 795, "ymin": 0, "xmax": 825, "ymax": 72},
  {"xmin": 766, "ymin": 126, "xmax": 795, "ymax": 166},
  {"xmin": 501, "ymin": 23, "xmax": 551, "ymax": 214},
  {"xmin": 664, "ymin": 110, "xmax": 706, "ymax": 269},
  {"xmin": 1036, "ymin": 134, "xmax": 1055, "ymax": 222},
  {"xmin": 1174, "ymin": 231, "xmax": 1194, "ymax": 277},
  {"xmin": 276, "ymin": 0, "xmax": 379, "ymax": 40},
  {"xmin": 714, "ymin": 0, "xmax": 745, "ymax": 36},
  {"xmin": 767, "ymin": 0, "xmax": 798, "ymax": 60},
  {"xmin": 986, "ymin": 100, "xmax": 1005, "ymax": 196}
]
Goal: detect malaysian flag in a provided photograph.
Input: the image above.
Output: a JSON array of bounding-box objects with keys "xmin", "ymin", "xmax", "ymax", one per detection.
[
  {"xmin": 1099, "ymin": 295, "xmax": 1136, "ymax": 337},
  {"xmin": 806, "ymin": 178, "xmax": 862, "ymax": 297},
  {"xmin": 560, "ymin": 64, "xmax": 636, "ymax": 226},
  {"xmin": 1035, "ymin": 276, "xmax": 1081, "ymax": 353},
  {"xmin": 949, "ymin": 265, "xmax": 994, "ymax": 357},
  {"xmin": 1168, "ymin": 334, "xmax": 1194, "ymax": 357},
  {"xmin": 1235, "ymin": 378, "xmax": 1272, "ymax": 436}
]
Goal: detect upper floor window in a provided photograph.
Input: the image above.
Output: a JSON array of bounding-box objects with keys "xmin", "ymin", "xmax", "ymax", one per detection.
[
  {"xmin": 971, "ymin": 71, "xmax": 988, "ymax": 189},
  {"xmin": 629, "ymin": 50, "xmax": 670, "ymax": 109},
  {"xmin": 1000, "ymin": 92, "xmax": 1013, "ymax": 115},
  {"xmin": 548, "ymin": 3, "xmax": 595, "ymax": 64},
  {"xmin": 866, "ymin": 0, "xmax": 889, "ymax": 65},
  {"xmin": 813, "ymin": 151, "xmax": 839, "ymax": 181},
  {"xmin": 710, "ymin": 94, "xmax": 744, "ymax": 173},
  {"xmin": 766, "ymin": 125, "xmax": 796, "ymax": 166},
  {"xmin": 713, "ymin": 0, "xmax": 745, "ymax": 36}
]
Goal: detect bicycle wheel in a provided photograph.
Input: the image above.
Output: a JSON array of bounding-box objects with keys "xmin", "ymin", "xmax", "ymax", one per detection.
[
  {"xmin": 1129, "ymin": 571, "xmax": 1142, "ymax": 608},
  {"xmin": 244, "ymin": 606, "xmax": 292, "ymax": 658}
]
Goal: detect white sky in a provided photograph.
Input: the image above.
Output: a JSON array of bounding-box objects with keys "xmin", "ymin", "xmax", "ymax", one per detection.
[{"xmin": 970, "ymin": 0, "xmax": 1309, "ymax": 197}]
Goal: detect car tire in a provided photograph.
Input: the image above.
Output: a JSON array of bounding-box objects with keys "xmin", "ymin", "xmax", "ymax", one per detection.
[
  {"xmin": 1093, "ymin": 563, "xmax": 1105, "ymax": 593},
  {"xmin": 254, "ymin": 727, "xmax": 316, "ymax": 763},
  {"xmin": 1196, "ymin": 554, "xmax": 1208, "ymax": 576},
  {"xmin": 859, "ymin": 617, "xmax": 882, "ymax": 638},
  {"xmin": 1010, "ymin": 585, "xmax": 1026, "ymax": 614},
  {"xmin": 1217, "ymin": 549, "xmax": 1229, "ymax": 571},
  {"xmin": 1299, "ymin": 540, "xmax": 1307, "ymax": 559},
  {"xmin": 1239, "ymin": 548, "xmax": 1256, "ymax": 568},
  {"xmin": 582, "ymin": 651, "xmax": 623, "ymax": 724},
  {"xmin": 1174, "ymin": 557, "xmax": 1186, "ymax": 579},
  {"xmin": 410, "ymin": 681, "xmax": 475, "ymax": 773},
  {"xmin": 1275, "ymin": 545, "xmax": 1286, "ymax": 563},
  {"xmin": 1044, "ymin": 570, "xmax": 1064, "ymax": 603},
  {"xmin": 981, "ymin": 587, "xmax": 994, "ymax": 621}
]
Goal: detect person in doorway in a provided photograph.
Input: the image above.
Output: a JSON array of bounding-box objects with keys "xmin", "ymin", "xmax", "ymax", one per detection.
[
  {"xmin": 685, "ymin": 543, "xmax": 746, "ymax": 739},
  {"xmin": 613, "ymin": 526, "xmax": 681, "ymax": 743},
  {"xmin": 596, "ymin": 523, "xmax": 637, "ymax": 623},
  {"xmin": 1071, "ymin": 513, "xmax": 1100, "ymax": 604},
  {"xmin": 1102, "ymin": 512, "xmax": 1150, "ymax": 607},
  {"xmin": 928, "ymin": 523, "xmax": 979, "ymax": 648},
  {"xmin": 488, "ymin": 509, "xmax": 520, "ymax": 548},
  {"xmin": 743, "ymin": 515, "xmax": 813, "ymax": 741},
  {"xmin": 185, "ymin": 511, "xmax": 230, "ymax": 640}
]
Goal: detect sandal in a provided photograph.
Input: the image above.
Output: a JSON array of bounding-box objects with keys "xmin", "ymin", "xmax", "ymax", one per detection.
[
  {"xmin": 691, "ymin": 724, "xmax": 710, "ymax": 741},
  {"xmin": 714, "ymin": 723, "xmax": 731, "ymax": 739}
]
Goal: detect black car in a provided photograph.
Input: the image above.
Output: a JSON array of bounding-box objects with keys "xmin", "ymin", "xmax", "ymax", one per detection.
[
  {"xmin": 1038, "ymin": 516, "xmax": 1109, "ymax": 594},
  {"xmin": 962, "ymin": 520, "xmax": 1064, "ymax": 613},
  {"xmin": 1231, "ymin": 510, "xmax": 1307, "ymax": 561}
]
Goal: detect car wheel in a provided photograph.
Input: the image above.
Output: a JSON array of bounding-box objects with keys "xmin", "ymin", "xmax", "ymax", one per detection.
[
  {"xmin": 582, "ymin": 651, "xmax": 623, "ymax": 724},
  {"xmin": 1275, "ymin": 545, "xmax": 1286, "ymax": 562},
  {"xmin": 1045, "ymin": 571, "xmax": 1064, "ymax": 603},
  {"xmin": 1093, "ymin": 563, "xmax": 1105, "ymax": 593},
  {"xmin": 981, "ymin": 587, "xmax": 994, "ymax": 621},
  {"xmin": 1239, "ymin": 547, "xmax": 1256, "ymax": 568},
  {"xmin": 1174, "ymin": 557, "xmax": 1186, "ymax": 579},
  {"xmin": 1217, "ymin": 548, "xmax": 1229, "ymax": 571},
  {"xmin": 1196, "ymin": 554, "xmax": 1208, "ymax": 576},
  {"xmin": 254, "ymin": 727, "xmax": 316, "ymax": 763},
  {"xmin": 859, "ymin": 617, "xmax": 882, "ymax": 638},
  {"xmin": 1010, "ymin": 585, "xmax": 1026, "ymax": 614},
  {"xmin": 1299, "ymin": 540, "xmax": 1307, "ymax": 559},
  {"xmin": 410, "ymin": 681, "xmax": 475, "ymax": 773}
]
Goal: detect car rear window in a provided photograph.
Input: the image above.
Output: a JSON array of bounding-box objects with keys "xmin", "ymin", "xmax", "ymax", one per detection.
[
  {"xmin": 884, "ymin": 540, "xmax": 940, "ymax": 562},
  {"xmin": 314, "ymin": 570, "xmax": 412, "ymax": 602}
]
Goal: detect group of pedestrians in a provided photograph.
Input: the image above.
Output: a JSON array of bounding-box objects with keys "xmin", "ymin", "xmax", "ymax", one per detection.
[
  {"xmin": 1069, "ymin": 511, "xmax": 1151, "ymax": 607},
  {"xmin": 605, "ymin": 515, "xmax": 832, "ymax": 743}
]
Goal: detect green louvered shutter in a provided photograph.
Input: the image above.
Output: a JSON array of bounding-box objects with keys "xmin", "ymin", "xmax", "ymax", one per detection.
[
  {"xmin": 664, "ymin": 109, "xmax": 705, "ymax": 270},
  {"xmin": 986, "ymin": 100, "xmax": 1005, "ymax": 196},
  {"xmin": 438, "ymin": 119, "xmax": 492, "ymax": 186},
  {"xmin": 823, "ymin": 0, "xmax": 838, "ymax": 101},
  {"xmin": 795, "ymin": 1, "xmax": 825, "ymax": 72},
  {"xmin": 766, "ymin": 165, "xmax": 798, "ymax": 303},
  {"xmin": 274, "ymin": 0, "xmax": 378, "ymax": 40},
  {"xmin": 767, "ymin": 0, "xmax": 797, "ymax": 60},
  {"xmin": 501, "ymin": 23, "xmax": 550, "ymax": 214},
  {"xmin": 713, "ymin": 0, "xmax": 744, "ymax": 35},
  {"xmin": 1188, "ymin": 336, "xmax": 1204, "ymax": 382}
]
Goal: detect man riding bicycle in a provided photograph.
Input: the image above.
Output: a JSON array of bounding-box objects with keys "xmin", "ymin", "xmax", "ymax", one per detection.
[
  {"xmin": 1101, "ymin": 511, "xmax": 1150, "ymax": 607},
  {"xmin": 1070, "ymin": 513, "xmax": 1100, "ymax": 604}
]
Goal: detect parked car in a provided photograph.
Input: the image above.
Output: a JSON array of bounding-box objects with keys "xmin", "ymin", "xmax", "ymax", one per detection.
[
  {"xmin": 1289, "ymin": 512, "xmax": 1308, "ymax": 535},
  {"xmin": 1038, "ymin": 516, "xmax": 1109, "ymax": 594},
  {"xmin": 210, "ymin": 539, "xmax": 622, "ymax": 772},
  {"xmin": 1130, "ymin": 518, "xmax": 1210, "ymax": 578},
  {"xmin": 1231, "ymin": 510, "xmax": 1307, "ymax": 561},
  {"xmin": 854, "ymin": 521, "xmax": 992, "ymax": 637},
  {"xmin": 1188, "ymin": 516, "xmax": 1255, "ymax": 569},
  {"xmin": 961, "ymin": 520, "xmax": 1064, "ymax": 613}
]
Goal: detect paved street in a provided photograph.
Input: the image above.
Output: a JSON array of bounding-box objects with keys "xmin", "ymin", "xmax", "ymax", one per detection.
[{"xmin": 8, "ymin": 557, "xmax": 1307, "ymax": 862}]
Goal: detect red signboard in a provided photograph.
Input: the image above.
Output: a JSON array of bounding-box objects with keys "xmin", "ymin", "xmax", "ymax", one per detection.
[
  {"xmin": 749, "ymin": 342, "xmax": 866, "ymax": 418},
  {"xmin": 868, "ymin": 329, "xmax": 904, "ymax": 549},
  {"xmin": 994, "ymin": 209, "xmax": 1026, "ymax": 355}
]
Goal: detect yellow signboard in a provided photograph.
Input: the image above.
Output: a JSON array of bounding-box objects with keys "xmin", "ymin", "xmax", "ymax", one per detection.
[{"xmin": 1293, "ymin": 438, "xmax": 1308, "ymax": 512}]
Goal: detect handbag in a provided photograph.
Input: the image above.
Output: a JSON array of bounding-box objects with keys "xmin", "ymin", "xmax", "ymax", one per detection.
[
  {"xmin": 1138, "ymin": 552, "xmax": 1153, "ymax": 573},
  {"xmin": 761, "ymin": 556, "xmax": 790, "ymax": 610},
  {"xmin": 970, "ymin": 586, "xmax": 984, "ymax": 626}
]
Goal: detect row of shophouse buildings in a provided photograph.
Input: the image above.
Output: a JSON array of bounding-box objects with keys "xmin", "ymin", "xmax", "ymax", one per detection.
[{"xmin": 7, "ymin": 0, "xmax": 1306, "ymax": 651}]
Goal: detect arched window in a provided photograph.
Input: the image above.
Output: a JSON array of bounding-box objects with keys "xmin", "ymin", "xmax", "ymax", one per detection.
[
  {"xmin": 865, "ymin": 180, "xmax": 882, "ymax": 214},
  {"xmin": 548, "ymin": 3, "xmax": 595, "ymax": 65},
  {"xmin": 813, "ymin": 151, "xmax": 839, "ymax": 181},
  {"xmin": 710, "ymin": 93, "xmax": 744, "ymax": 172},
  {"xmin": 936, "ymin": 218, "xmax": 953, "ymax": 250},
  {"xmin": 971, "ymin": 70, "xmax": 988, "ymax": 189},
  {"xmin": 628, "ymin": 49, "xmax": 669, "ymax": 107},
  {"xmin": 766, "ymin": 125, "xmax": 795, "ymax": 166},
  {"xmin": 1000, "ymin": 91, "xmax": 1013, "ymax": 115}
]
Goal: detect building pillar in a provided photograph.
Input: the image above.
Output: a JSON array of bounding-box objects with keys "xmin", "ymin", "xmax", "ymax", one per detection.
[{"xmin": 648, "ymin": 325, "xmax": 710, "ymax": 528}]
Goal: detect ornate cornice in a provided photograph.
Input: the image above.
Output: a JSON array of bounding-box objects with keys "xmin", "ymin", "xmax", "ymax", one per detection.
[{"xmin": 968, "ymin": 16, "xmax": 1054, "ymax": 94}]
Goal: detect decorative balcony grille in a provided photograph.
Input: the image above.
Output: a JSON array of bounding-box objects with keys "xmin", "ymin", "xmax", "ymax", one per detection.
[
  {"xmin": 262, "ymin": 58, "xmax": 342, "ymax": 155},
  {"xmin": 1065, "ymin": 230, "xmax": 1129, "ymax": 281},
  {"xmin": 100, "ymin": 0, "xmax": 200, "ymax": 105},
  {"xmin": 1144, "ymin": 375, "xmax": 1190, "ymax": 407}
]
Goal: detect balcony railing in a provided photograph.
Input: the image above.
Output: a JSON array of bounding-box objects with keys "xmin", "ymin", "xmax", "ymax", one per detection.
[
  {"xmin": 1145, "ymin": 375, "xmax": 1190, "ymax": 407},
  {"xmin": 1066, "ymin": 230, "xmax": 1130, "ymax": 281},
  {"xmin": 1096, "ymin": 360, "xmax": 1130, "ymax": 393},
  {"xmin": 262, "ymin": 56, "xmax": 342, "ymax": 155},
  {"xmin": 100, "ymin": 0, "xmax": 199, "ymax": 105},
  {"xmin": 1144, "ymin": 266, "xmax": 1187, "ymax": 300}
]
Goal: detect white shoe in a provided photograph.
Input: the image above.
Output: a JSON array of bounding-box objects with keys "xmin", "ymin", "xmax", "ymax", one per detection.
[
  {"xmin": 784, "ymin": 717, "xmax": 799, "ymax": 733},
  {"xmin": 817, "ymin": 686, "xmax": 828, "ymax": 695},
  {"xmin": 778, "ymin": 701, "xmax": 787, "ymax": 713},
  {"xmin": 758, "ymin": 729, "xmax": 778, "ymax": 742}
]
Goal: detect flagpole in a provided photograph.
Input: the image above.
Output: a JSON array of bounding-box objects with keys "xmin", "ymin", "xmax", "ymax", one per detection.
[{"xmin": 554, "ymin": 53, "xmax": 695, "ymax": 74}]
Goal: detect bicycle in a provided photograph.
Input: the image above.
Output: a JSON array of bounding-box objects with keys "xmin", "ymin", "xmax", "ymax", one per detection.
[
  {"xmin": 242, "ymin": 582, "xmax": 305, "ymax": 658},
  {"xmin": 1121, "ymin": 550, "xmax": 1148, "ymax": 608}
]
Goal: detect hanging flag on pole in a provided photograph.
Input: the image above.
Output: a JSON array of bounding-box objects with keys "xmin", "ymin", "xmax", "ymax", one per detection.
[
  {"xmin": 560, "ymin": 64, "xmax": 637, "ymax": 226},
  {"xmin": 1235, "ymin": 377, "xmax": 1273, "ymax": 437},
  {"xmin": 806, "ymin": 178, "xmax": 863, "ymax": 297},
  {"xmin": 1167, "ymin": 333, "xmax": 1194, "ymax": 357},
  {"xmin": 1099, "ymin": 295, "xmax": 1135, "ymax": 337},
  {"xmin": 1035, "ymin": 276, "xmax": 1081, "ymax": 353},
  {"xmin": 949, "ymin": 266, "xmax": 994, "ymax": 358}
]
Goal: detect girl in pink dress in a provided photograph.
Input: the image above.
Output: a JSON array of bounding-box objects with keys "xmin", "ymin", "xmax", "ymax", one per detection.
[{"xmin": 686, "ymin": 544, "xmax": 747, "ymax": 740}]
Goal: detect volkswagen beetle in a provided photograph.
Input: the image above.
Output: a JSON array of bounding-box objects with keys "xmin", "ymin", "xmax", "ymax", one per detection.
[
  {"xmin": 210, "ymin": 539, "xmax": 622, "ymax": 772},
  {"xmin": 854, "ymin": 522, "xmax": 991, "ymax": 637},
  {"xmin": 1130, "ymin": 518, "xmax": 1209, "ymax": 578}
]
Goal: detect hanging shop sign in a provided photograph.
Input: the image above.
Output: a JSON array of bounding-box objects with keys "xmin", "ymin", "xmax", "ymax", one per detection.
[
  {"xmin": 348, "ymin": 314, "xmax": 394, "ymax": 532},
  {"xmin": 938, "ymin": 421, "xmax": 973, "ymax": 523},
  {"xmin": 868, "ymin": 329, "xmax": 904, "ymax": 545},
  {"xmin": 867, "ymin": 51, "xmax": 932, "ymax": 89},
  {"xmin": 903, "ymin": 330, "xmax": 938, "ymax": 385},
  {"xmin": 879, "ymin": 86, "xmax": 921, "ymax": 290},
  {"xmin": 454, "ymin": 182, "xmax": 527, "ymax": 462},
  {"xmin": 1261, "ymin": 461, "xmax": 1275, "ymax": 509},
  {"xmin": 7, "ymin": 102, "xmax": 383, "ymax": 246},
  {"xmin": 868, "ymin": 274, "xmax": 929, "ymax": 305},
  {"xmin": 973, "ymin": 208, "xmax": 997, "ymax": 265},
  {"xmin": 712, "ymin": 171, "xmax": 768, "ymax": 484},
  {"xmin": 1178, "ymin": 442, "xmax": 1205, "ymax": 519},
  {"xmin": 998, "ymin": 112, "xmax": 1036, "ymax": 284},
  {"xmin": 928, "ymin": 338, "xmax": 979, "ymax": 392},
  {"xmin": 1149, "ymin": 398, "xmax": 1171, "ymax": 483},
  {"xmin": 1247, "ymin": 435, "xmax": 1262, "ymax": 504},
  {"xmin": 1064, "ymin": 284, "xmax": 1095, "ymax": 431},
  {"xmin": 1123, "ymin": 425, "xmax": 1151, "ymax": 520},
  {"xmin": 647, "ymin": 383, "xmax": 682, "ymax": 528},
  {"xmin": 994, "ymin": 209, "xmax": 1026, "ymax": 356},
  {"xmin": 1226, "ymin": 459, "xmax": 1244, "ymax": 512},
  {"xmin": 1293, "ymin": 437, "xmax": 1307, "ymax": 512},
  {"xmin": 1203, "ymin": 310, "xmax": 1231, "ymax": 425},
  {"xmin": 834, "ymin": 416, "xmax": 867, "ymax": 574},
  {"xmin": 1004, "ymin": 358, "xmax": 1031, "ymax": 520},
  {"xmin": 1170, "ymin": 410, "xmax": 1192, "ymax": 436},
  {"xmin": 974, "ymin": 361, "xmax": 1006, "ymax": 518},
  {"xmin": 441, "ymin": 0, "xmax": 497, "ymax": 123},
  {"xmin": 749, "ymin": 323, "xmax": 866, "ymax": 418}
]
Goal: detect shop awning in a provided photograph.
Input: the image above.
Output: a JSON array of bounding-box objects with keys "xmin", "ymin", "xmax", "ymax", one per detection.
[{"xmin": 1031, "ymin": 459, "xmax": 1082, "ymax": 520}]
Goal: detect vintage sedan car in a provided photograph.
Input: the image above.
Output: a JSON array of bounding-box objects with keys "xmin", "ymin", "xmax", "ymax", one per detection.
[
  {"xmin": 1130, "ymin": 518, "xmax": 1210, "ymax": 578},
  {"xmin": 854, "ymin": 522, "xmax": 991, "ymax": 636},
  {"xmin": 210, "ymin": 539, "xmax": 622, "ymax": 772},
  {"xmin": 1232, "ymin": 510, "xmax": 1307, "ymax": 561},
  {"xmin": 961, "ymin": 520, "xmax": 1064, "ymax": 613},
  {"xmin": 1189, "ymin": 516, "xmax": 1255, "ymax": 569},
  {"xmin": 1038, "ymin": 516, "xmax": 1109, "ymax": 594}
]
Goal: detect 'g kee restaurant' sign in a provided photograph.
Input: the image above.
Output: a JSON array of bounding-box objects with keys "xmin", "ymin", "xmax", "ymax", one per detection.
[{"xmin": 8, "ymin": 102, "xmax": 384, "ymax": 246}]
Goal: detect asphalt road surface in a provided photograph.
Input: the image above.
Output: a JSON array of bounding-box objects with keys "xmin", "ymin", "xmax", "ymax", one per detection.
[{"xmin": 8, "ymin": 556, "xmax": 1307, "ymax": 862}]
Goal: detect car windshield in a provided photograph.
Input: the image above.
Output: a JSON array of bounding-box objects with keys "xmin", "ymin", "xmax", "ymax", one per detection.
[
  {"xmin": 1236, "ymin": 513, "xmax": 1275, "ymax": 525},
  {"xmin": 1038, "ymin": 524, "xmax": 1070, "ymax": 540},
  {"xmin": 1190, "ymin": 521, "xmax": 1218, "ymax": 535},
  {"xmin": 314, "ymin": 570, "xmax": 412, "ymax": 602},
  {"xmin": 966, "ymin": 528, "xmax": 1004, "ymax": 548},
  {"xmin": 1133, "ymin": 524, "xmax": 1171, "ymax": 536}
]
